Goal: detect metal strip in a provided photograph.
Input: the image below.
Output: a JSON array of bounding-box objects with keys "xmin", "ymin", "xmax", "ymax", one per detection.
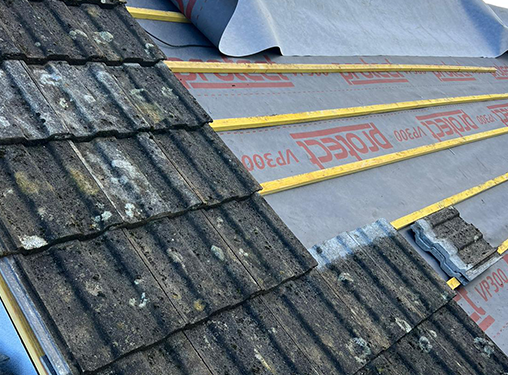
[
  {"xmin": 260, "ymin": 127, "xmax": 508, "ymax": 196},
  {"xmin": 126, "ymin": 7, "xmax": 190, "ymax": 23},
  {"xmin": 211, "ymin": 94, "xmax": 508, "ymax": 132},
  {"xmin": 165, "ymin": 61, "xmax": 497, "ymax": 74},
  {"xmin": 0, "ymin": 271, "xmax": 47, "ymax": 375}
]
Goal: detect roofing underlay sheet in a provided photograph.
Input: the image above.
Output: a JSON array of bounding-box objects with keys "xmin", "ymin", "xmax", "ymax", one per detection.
[{"xmin": 167, "ymin": 0, "xmax": 508, "ymax": 57}]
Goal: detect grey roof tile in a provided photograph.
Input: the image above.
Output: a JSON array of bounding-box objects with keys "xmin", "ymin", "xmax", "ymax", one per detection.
[
  {"xmin": 412, "ymin": 207, "xmax": 500, "ymax": 284},
  {"xmin": 0, "ymin": 125, "xmax": 258, "ymax": 253},
  {"xmin": 155, "ymin": 126, "xmax": 261, "ymax": 205},
  {"xmin": 262, "ymin": 272, "xmax": 382, "ymax": 374},
  {"xmin": 96, "ymin": 332, "xmax": 212, "ymax": 375},
  {"xmin": 127, "ymin": 211, "xmax": 260, "ymax": 323},
  {"xmin": 0, "ymin": 141, "xmax": 118, "ymax": 252},
  {"xmin": 0, "ymin": 60, "xmax": 68, "ymax": 143},
  {"xmin": 108, "ymin": 62, "xmax": 211, "ymax": 129},
  {"xmin": 73, "ymin": 134, "xmax": 201, "ymax": 223},
  {"xmin": 29, "ymin": 62, "xmax": 150, "ymax": 138},
  {"xmin": 358, "ymin": 301, "xmax": 508, "ymax": 375},
  {"xmin": 0, "ymin": 0, "xmax": 164, "ymax": 64},
  {"xmin": 0, "ymin": 61, "xmax": 210, "ymax": 145},
  {"xmin": 186, "ymin": 297, "xmax": 321, "ymax": 375},
  {"xmin": 310, "ymin": 220, "xmax": 454, "ymax": 329},
  {"xmin": 204, "ymin": 194, "xmax": 316, "ymax": 289},
  {"xmin": 14, "ymin": 230, "xmax": 185, "ymax": 373}
]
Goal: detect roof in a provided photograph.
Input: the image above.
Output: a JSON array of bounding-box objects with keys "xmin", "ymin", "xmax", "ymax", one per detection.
[
  {"xmin": 0, "ymin": 1, "xmax": 507, "ymax": 374},
  {"xmin": 412, "ymin": 207, "xmax": 502, "ymax": 285}
]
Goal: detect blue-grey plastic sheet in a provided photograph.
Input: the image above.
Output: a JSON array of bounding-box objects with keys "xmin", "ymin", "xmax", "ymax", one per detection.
[{"xmin": 168, "ymin": 0, "xmax": 508, "ymax": 57}]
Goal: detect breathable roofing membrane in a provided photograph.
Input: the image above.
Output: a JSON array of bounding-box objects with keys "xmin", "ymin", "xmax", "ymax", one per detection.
[{"xmin": 169, "ymin": 0, "xmax": 508, "ymax": 57}]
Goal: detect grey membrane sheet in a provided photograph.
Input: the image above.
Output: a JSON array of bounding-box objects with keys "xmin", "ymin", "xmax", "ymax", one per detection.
[
  {"xmin": 455, "ymin": 182, "xmax": 508, "ymax": 248},
  {"xmin": 265, "ymin": 133, "xmax": 508, "ymax": 248},
  {"xmin": 222, "ymin": 99, "xmax": 508, "ymax": 183},
  {"xmin": 164, "ymin": 52, "xmax": 508, "ymax": 120},
  {"xmin": 164, "ymin": 0, "xmax": 508, "ymax": 57}
]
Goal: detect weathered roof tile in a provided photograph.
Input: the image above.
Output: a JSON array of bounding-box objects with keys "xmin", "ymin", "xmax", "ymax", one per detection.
[
  {"xmin": 186, "ymin": 298, "xmax": 320, "ymax": 375},
  {"xmin": 14, "ymin": 230, "xmax": 185, "ymax": 373},
  {"xmin": 73, "ymin": 134, "xmax": 201, "ymax": 223},
  {"xmin": 0, "ymin": 60, "xmax": 68, "ymax": 143},
  {"xmin": 29, "ymin": 62, "xmax": 150, "ymax": 138},
  {"xmin": 412, "ymin": 207, "xmax": 500, "ymax": 284},
  {"xmin": 0, "ymin": 141, "xmax": 118, "ymax": 252},
  {"xmin": 204, "ymin": 194, "xmax": 316, "ymax": 289},
  {"xmin": 109, "ymin": 62, "xmax": 211, "ymax": 129},
  {"xmin": 0, "ymin": 0, "xmax": 164, "ymax": 64},
  {"xmin": 155, "ymin": 126, "xmax": 261, "ymax": 205},
  {"xmin": 0, "ymin": 60, "xmax": 210, "ymax": 145},
  {"xmin": 96, "ymin": 332, "xmax": 212, "ymax": 375},
  {"xmin": 262, "ymin": 272, "xmax": 381, "ymax": 374},
  {"xmin": 358, "ymin": 301, "xmax": 508, "ymax": 375},
  {"xmin": 128, "ymin": 211, "xmax": 260, "ymax": 323}
]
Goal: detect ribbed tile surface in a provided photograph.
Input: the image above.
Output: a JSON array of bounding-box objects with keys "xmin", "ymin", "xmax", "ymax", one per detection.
[
  {"xmin": 14, "ymin": 230, "xmax": 186, "ymax": 373},
  {"xmin": 12, "ymin": 195, "xmax": 314, "ymax": 372},
  {"xmin": 30, "ymin": 62, "xmax": 151, "ymax": 138},
  {"xmin": 0, "ymin": 129, "xmax": 258, "ymax": 253},
  {"xmin": 358, "ymin": 301, "xmax": 508, "ymax": 375},
  {"xmin": 0, "ymin": 141, "xmax": 119, "ymax": 253},
  {"xmin": 412, "ymin": 207, "xmax": 499, "ymax": 283},
  {"xmin": 96, "ymin": 333, "xmax": 212, "ymax": 375},
  {"xmin": 309, "ymin": 219, "xmax": 453, "ymax": 325},
  {"xmin": 0, "ymin": 61, "xmax": 210, "ymax": 144},
  {"xmin": 0, "ymin": 0, "xmax": 164, "ymax": 64},
  {"xmin": 263, "ymin": 272, "xmax": 383, "ymax": 374},
  {"xmin": 0, "ymin": 60, "xmax": 68, "ymax": 143},
  {"xmin": 108, "ymin": 63, "xmax": 209, "ymax": 129},
  {"xmin": 204, "ymin": 194, "xmax": 316, "ymax": 289},
  {"xmin": 128, "ymin": 212, "xmax": 260, "ymax": 323},
  {"xmin": 73, "ymin": 134, "xmax": 201, "ymax": 223},
  {"xmin": 186, "ymin": 298, "xmax": 320, "ymax": 375},
  {"xmin": 260, "ymin": 219, "xmax": 453, "ymax": 374},
  {"xmin": 155, "ymin": 126, "xmax": 261, "ymax": 205}
]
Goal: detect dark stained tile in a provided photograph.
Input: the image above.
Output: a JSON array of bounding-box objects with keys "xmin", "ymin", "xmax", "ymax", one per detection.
[
  {"xmin": 186, "ymin": 297, "xmax": 321, "ymax": 375},
  {"xmin": 108, "ymin": 62, "xmax": 211, "ymax": 129},
  {"xmin": 348, "ymin": 220, "xmax": 454, "ymax": 318},
  {"xmin": 310, "ymin": 232, "xmax": 417, "ymax": 347},
  {"xmin": 0, "ymin": 60, "xmax": 68, "ymax": 143},
  {"xmin": 310, "ymin": 220, "xmax": 453, "ymax": 334},
  {"xmin": 155, "ymin": 126, "xmax": 260, "ymax": 205},
  {"xmin": 0, "ymin": 0, "xmax": 164, "ymax": 64},
  {"xmin": 0, "ymin": 142, "xmax": 119, "ymax": 252},
  {"xmin": 28, "ymin": 0, "xmax": 105, "ymax": 63},
  {"xmin": 127, "ymin": 211, "xmax": 260, "ymax": 323},
  {"xmin": 28, "ymin": 62, "xmax": 150, "ymax": 138},
  {"xmin": 14, "ymin": 230, "xmax": 185, "ymax": 373},
  {"xmin": 358, "ymin": 302, "xmax": 508, "ymax": 375},
  {"xmin": 0, "ymin": 59, "xmax": 211, "ymax": 145},
  {"xmin": 262, "ymin": 272, "xmax": 382, "ymax": 375},
  {"xmin": 204, "ymin": 194, "xmax": 316, "ymax": 290},
  {"xmin": 67, "ymin": 3, "xmax": 164, "ymax": 64},
  {"xmin": 73, "ymin": 134, "xmax": 201, "ymax": 223},
  {"xmin": 96, "ymin": 332, "xmax": 212, "ymax": 375},
  {"xmin": 23, "ymin": 141, "xmax": 121, "ymax": 234},
  {"xmin": 0, "ymin": 0, "xmax": 68, "ymax": 62}
]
